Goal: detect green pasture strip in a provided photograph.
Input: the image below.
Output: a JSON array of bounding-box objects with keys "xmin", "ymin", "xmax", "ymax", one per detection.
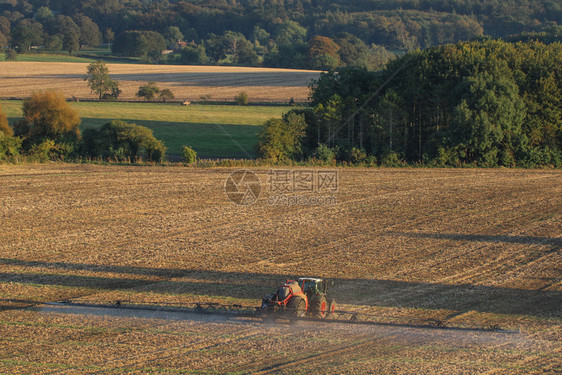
[
  {"xmin": 2, "ymin": 101, "xmax": 291, "ymax": 158},
  {"xmin": 0, "ymin": 53, "xmax": 96, "ymax": 63}
]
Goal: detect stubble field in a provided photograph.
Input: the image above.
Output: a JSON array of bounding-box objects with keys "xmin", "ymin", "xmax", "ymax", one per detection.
[
  {"xmin": 0, "ymin": 62, "xmax": 320, "ymax": 102},
  {"xmin": 0, "ymin": 164, "xmax": 560, "ymax": 373}
]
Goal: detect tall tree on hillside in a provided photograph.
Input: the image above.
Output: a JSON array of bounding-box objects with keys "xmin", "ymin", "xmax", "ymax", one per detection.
[
  {"xmin": 34, "ymin": 6, "xmax": 54, "ymax": 23},
  {"xmin": 274, "ymin": 21, "xmax": 307, "ymax": 46},
  {"xmin": 164, "ymin": 26, "xmax": 183, "ymax": 49},
  {"xmin": 112, "ymin": 30, "xmax": 166, "ymax": 57},
  {"xmin": 53, "ymin": 15, "xmax": 80, "ymax": 55},
  {"xmin": 308, "ymin": 36, "xmax": 340, "ymax": 71},
  {"xmin": 75, "ymin": 14, "xmax": 101, "ymax": 48},
  {"xmin": 11, "ymin": 19, "xmax": 44, "ymax": 50},
  {"xmin": 85, "ymin": 60, "xmax": 120, "ymax": 101}
]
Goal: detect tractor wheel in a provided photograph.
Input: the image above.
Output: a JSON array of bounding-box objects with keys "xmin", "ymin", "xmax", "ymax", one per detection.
[
  {"xmin": 327, "ymin": 298, "xmax": 336, "ymax": 316},
  {"xmin": 288, "ymin": 296, "xmax": 306, "ymax": 318},
  {"xmin": 310, "ymin": 295, "xmax": 328, "ymax": 319}
]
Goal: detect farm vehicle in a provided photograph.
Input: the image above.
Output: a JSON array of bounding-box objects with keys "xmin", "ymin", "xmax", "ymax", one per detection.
[
  {"xmin": 261, "ymin": 277, "xmax": 336, "ymax": 318},
  {"xmin": 50, "ymin": 277, "xmax": 514, "ymax": 333}
]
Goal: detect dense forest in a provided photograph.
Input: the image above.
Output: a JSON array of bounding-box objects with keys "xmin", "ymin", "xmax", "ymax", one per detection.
[
  {"xmin": 0, "ymin": 0, "xmax": 560, "ymax": 69},
  {"xmin": 257, "ymin": 39, "xmax": 561, "ymax": 167}
]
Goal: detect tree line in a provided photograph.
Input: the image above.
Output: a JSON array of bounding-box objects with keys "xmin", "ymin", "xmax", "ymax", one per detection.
[
  {"xmin": 257, "ymin": 39, "xmax": 562, "ymax": 167},
  {"xmin": 0, "ymin": 0, "xmax": 559, "ymax": 70}
]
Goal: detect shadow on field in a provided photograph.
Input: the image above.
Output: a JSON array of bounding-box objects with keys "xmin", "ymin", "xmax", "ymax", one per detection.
[
  {"xmin": 1, "ymin": 253, "xmax": 560, "ymax": 319},
  {"xmin": 29, "ymin": 71, "xmax": 320, "ymax": 87},
  {"xmin": 394, "ymin": 232, "xmax": 562, "ymax": 250}
]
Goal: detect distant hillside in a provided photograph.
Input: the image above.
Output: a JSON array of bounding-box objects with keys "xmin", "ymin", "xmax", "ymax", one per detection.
[{"xmin": 0, "ymin": 0, "xmax": 560, "ymax": 70}]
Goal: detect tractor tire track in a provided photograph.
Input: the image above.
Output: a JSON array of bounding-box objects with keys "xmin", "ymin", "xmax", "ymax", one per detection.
[{"xmin": 248, "ymin": 332, "xmax": 394, "ymax": 374}]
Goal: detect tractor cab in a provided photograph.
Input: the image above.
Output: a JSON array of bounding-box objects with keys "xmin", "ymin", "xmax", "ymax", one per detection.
[{"xmin": 298, "ymin": 277, "xmax": 326, "ymax": 297}]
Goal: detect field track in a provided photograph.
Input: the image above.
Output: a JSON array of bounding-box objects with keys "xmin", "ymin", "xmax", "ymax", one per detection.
[
  {"xmin": 0, "ymin": 62, "xmax": 320, "ymax": 102},
  {"xmin": 0, "ymin": 164, "xmax": 560, "ymax": 373}
]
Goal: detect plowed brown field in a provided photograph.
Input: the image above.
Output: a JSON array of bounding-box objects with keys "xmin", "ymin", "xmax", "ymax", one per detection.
[
  {"xmin": 0, "ymin": 164, "xmax": 560, "ymax": 373},
  {"xmin": 0, "ymin": 62, "xmax": 320, "ymax": 101}
]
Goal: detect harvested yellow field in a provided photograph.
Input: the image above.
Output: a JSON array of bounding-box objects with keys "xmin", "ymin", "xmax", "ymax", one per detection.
[
  {"xmin": 0, "ymin": 164, "xmax": 560, "ymax": 373},
  {"xmin": 0, "ymin": 62, "xmax": 320, "ymax": 101}
]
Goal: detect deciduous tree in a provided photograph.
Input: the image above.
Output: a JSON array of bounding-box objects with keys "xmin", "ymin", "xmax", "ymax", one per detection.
[
  {"xmin": 257, "ymin": 112, "xmax": 307, "ymax": 161},
  {"xmin": 75, "ymin": 14, "xmax": 101, "ymax": 48},
  {"xmin": 112, "ymin": 30, "xmax": 166, "ymax": 57},
  {"xmin": 85, "ymin": 60, "xmax": 119, "ymax": 101},
  {"xmin": 308, "ymin": 36, "xmax": 340, "ymax": 71},
  {"xmin": 11, "ymin": 19, "xmax": 43, "ymax": 50},
  {"xmin": 19, "ymin": 90, "xmax": 80, "ymax": 142},
  {"xmin": 53, "ymin": 15, "xmax": 80, "ymax": 54}
]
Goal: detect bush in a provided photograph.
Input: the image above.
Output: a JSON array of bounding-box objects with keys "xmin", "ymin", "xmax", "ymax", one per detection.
[
  {"xmin": 365, "ymin": 155, "xmax": 377, "ymax": 166},
  {"xmin": 182, "ymin": 146, "xmax": 197, "ymax": 164},
  {"xmin": 101, "ymin": 93, "xmax": 117, "ymax": 102},
  {"xmin": 5, "ymin": 48, "xmax": 17, "ymax": 61},
  {"xmin": 347, "ymin": 147, "xmax": 367, "ymax": 164},
  {"xmin": 0, "ymin": 103, "xmax": 13, "ymax": 137},
  {"xmin": 312, "ymin": 144, "xmax": 336, "ymax": 163},
  {"xmin": 12, "ymin": 119, "xmax": 30, "ymax": 138},
  {"xmin": 108, "ymin": 146, "xmax": 127, "ymax": 162},
  {"xmin": 136, "ymin": 82, "xmax": 160, "ymax": 100},
  {"xmin": 101, "ymin": 82, "xmax": 121, "ymax": 101},
  {"xmin": 145, "ymin": 139, "xmax": 167, "ymax": 162},
  {"xmin": 433, "ymin": 146, "xmax": 462, "ymax": 167},
  {"xmin": 0, "ymin": 133, "xmax": 22, "ymax": 162},
  {"xmin": 380, "ymin": 150, "xmax": 404, "ymax": 167},
  {"xmin": 80, "ymin": 120, "xmax": 166, "ymax": 162},
  {"xmin": 79, "ymin": 128, "xmax": 102, "ymax": 159},
  {"xmin": 235, "ymin": 91, "xmax": 249, "ymax": 105},
  {"xmin": 50, "ymin": 141, "xmax": 76, "ymax": 160},
  {"xmin": 29, "ymin": 139, "xmax": 56, "ymax": 162},
  {"xmin": 159, "ymin": 89, "xmax": 174, "ymax": 102}
]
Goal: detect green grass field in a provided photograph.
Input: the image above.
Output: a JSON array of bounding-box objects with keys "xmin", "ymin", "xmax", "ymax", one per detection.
[
  {"xmin": 0, "ymin": 53, "xmax": 97, "ymax": 63},
  {"xmin": 0, "ymin": 49, "xmax": 140, "ymax": 64},
  {"xmin": 1, "ymin": 101, "xmax": 292, "ymax": 158}
]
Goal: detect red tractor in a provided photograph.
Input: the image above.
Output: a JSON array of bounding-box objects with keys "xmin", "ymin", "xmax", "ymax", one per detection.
[{"xmin": 261, "ymin": 277, "xmax": 336, "ymax": 318}]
